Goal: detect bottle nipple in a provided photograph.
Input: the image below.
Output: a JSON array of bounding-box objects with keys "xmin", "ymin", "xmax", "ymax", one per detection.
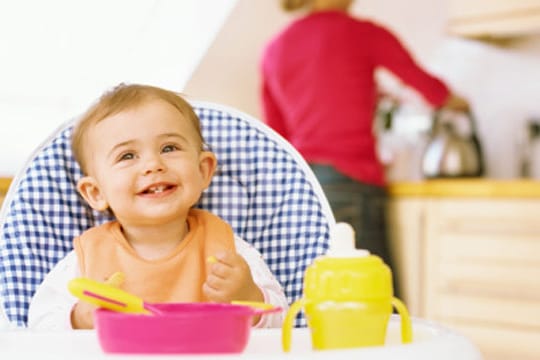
[{"xmin": 327, "ymin": 222, "xmax": 370, "ymax": 257}]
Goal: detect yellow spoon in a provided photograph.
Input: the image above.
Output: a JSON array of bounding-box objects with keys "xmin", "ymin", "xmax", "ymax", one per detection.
[
  {"xmin": 69, "ymin": 276, "xmax": 279, "ymax": 315},
  {"xmin": 231, "ymin": 301, "xmax": 277, "ymax": 311},
  {"xmin": 68, "ymin": 277, "xmax": 161, "ymax": 315}
]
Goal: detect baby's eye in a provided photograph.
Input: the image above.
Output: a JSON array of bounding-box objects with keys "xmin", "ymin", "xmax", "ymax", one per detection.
[
  {"xmin": 162, "ymin": 144, "xmax": 179, "ymax": 153},
  {"xmin": 119, "ymin": 152, "xmax": 135, "ymax": 161}
]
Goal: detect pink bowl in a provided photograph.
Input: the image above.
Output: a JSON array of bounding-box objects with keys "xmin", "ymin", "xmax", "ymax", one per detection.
[{"xmin": 94, "ymin": 303, "xmax": 261, "ymax": 354}]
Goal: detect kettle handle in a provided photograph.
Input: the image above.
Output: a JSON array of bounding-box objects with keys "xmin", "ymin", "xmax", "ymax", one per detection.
[
  {"xmin": 392, "ymin": 297, "xmax": 413, "ymax": 344},
  {"xmin": 468, "ymin": 112, "xmax": 485, "ymax": 176},
  {"xmin": 461, "ymin": 110, "xmax": 484, "ymax": 176}
]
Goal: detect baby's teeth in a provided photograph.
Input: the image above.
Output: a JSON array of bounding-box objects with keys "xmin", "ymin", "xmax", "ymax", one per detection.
[{"xmin": 149, "ymin": 185, "xmax": 165, "ymax": 193}]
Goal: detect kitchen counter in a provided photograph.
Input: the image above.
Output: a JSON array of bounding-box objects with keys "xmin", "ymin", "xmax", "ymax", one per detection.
[
  {"xmin": 388, "ymin": 178, "xmax": 540, "ymax": 198},
  {"xmin": 0, "ymin": 178, "xmax": 11, "ymax": 195},
  {"xmin": 388, "ymin": 179, "xmax": 540, "ymax": 359},
  {"xmin": 0, "ymin": 178, "xmax": 11, "ymax": 207}
]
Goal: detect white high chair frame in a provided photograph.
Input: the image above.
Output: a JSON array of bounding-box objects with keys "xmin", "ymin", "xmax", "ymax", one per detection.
[{"xmin": 0, "ymin": 100, "xmax": 335, "ymax": 328}]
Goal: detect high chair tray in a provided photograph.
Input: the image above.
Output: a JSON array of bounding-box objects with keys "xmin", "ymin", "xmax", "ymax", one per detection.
[{"xmin": 0, "ymin": 317, "xmax": 482, "ymax": 359}]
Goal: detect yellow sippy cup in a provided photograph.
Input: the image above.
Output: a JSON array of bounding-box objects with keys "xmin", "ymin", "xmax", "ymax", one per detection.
[{"xmin": 282, "ymin": 223, "xmax": 412, "ymax": 351}]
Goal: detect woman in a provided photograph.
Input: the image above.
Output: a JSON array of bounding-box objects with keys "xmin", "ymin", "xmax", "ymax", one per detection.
[{"xmin": 260, "ymin": 0, "xmax": 469, "ymax": 295}]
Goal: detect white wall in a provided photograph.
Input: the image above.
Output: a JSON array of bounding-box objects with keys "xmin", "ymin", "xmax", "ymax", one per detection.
[
  {"xmin": 184, "ymin": 1, "xmax": 289, "ymax": 117},
  {"xmin": 0, "ymin": 0, "xmax": 237, "ymax": 177},
  {"xmin": 184, "ymin": 0, "xmax": 452, "ymax": 118}
]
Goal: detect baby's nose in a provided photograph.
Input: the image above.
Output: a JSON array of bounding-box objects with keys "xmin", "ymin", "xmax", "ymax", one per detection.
[{"xmin": 143, "ymin": 155, "xmax": 166, "ymax": 174}]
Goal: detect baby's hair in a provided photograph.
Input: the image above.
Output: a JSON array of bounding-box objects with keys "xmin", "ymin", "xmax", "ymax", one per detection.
[
  {"xmin": 71, "ymin": 83, "xmax": 205, "ymax": 175},
  {"xmin": 280, "ymin": 0, "xmax": 310, "ymax": 11}
]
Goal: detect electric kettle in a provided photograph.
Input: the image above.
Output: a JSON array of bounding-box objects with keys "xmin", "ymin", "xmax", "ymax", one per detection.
[{"xmin": 421, "ymin": 110, "xmax": 484, "ymax": 178}]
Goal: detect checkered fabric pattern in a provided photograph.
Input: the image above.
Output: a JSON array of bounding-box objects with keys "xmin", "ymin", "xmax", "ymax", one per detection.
[{"xmin": 0, "ymin": 101, "xmax": 333, "ymax": 328}]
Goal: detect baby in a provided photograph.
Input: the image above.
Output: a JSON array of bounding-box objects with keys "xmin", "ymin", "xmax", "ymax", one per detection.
[{"xmin": 27, "ymin": 83, "xmax": 287, "ymax": 329}]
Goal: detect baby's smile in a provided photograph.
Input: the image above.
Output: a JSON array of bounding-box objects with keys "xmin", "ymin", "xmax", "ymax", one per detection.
[{"xmin": 139, "ymin": 183, "xmax": 176, "ymax": 195}]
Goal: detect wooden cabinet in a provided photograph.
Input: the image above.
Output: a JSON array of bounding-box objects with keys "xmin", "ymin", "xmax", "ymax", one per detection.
[
  {"xmin": 448, "ymin": 0, "xmax": 540, "ymax": 38},
  {"xmin": 387, "ymin": 197, "xmax": 425, "ymax": 317},
  {"xmin": 389, "ymin": 195, "xmax": 540, "ymax": 360},
  {"xmin": 0, "ymin": 181, "xmax": 9, "ymax": 211},
  {"xmin": 0, "ymin": 178, "xmax": 12, "ymax": 208}
]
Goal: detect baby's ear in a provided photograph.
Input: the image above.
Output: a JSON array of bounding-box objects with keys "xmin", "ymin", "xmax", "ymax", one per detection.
[
  {"xmin": 76, "ymin": 176, "xmax": 109, "ymax": 211},
  {"xmin": 199, "ymin": 151, "xmax": 217, "ymax": 189}
]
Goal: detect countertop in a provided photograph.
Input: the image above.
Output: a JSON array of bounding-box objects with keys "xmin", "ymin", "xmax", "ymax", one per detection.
[
  {"xmin": 0, "ymin": 178, "xmax": 11, "ymax": 195},
  {"xmin": 389, "ymin": 178, "xmax": 540, "ymax": 198}
]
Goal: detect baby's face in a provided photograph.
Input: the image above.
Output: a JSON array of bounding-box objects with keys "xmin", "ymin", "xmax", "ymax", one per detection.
[{"xmin": 81, "ymin": 99, "xmax": 215, "ymax": 226}]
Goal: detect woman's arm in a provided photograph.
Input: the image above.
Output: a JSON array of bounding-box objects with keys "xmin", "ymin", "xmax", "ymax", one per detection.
[{"xmin": 371, "ymin": 24, "xmax": 450, "ymax": 107}]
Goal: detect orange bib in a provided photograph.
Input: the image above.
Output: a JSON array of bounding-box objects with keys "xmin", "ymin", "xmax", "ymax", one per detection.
[{"xmin": 74, "ymin": 209, "xmax": 235, "ymax": 303}]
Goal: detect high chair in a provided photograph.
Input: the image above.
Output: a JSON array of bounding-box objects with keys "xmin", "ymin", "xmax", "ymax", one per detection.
[{"xmin": 0, "ymin": 100, "xmax": 335, "ymax": 328}]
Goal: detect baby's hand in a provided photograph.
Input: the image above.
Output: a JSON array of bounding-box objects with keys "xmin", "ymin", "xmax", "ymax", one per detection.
[
  {"xmin": 203, "ymin": 250, "xmax": 263, "ymax": 304},
  {"xmin": 71, "ymin": 300, "xmax": 95, "ymax": 329},
  {"xmin": 70, "ymin": 272, "xmax": 125, "ymax": 329}
]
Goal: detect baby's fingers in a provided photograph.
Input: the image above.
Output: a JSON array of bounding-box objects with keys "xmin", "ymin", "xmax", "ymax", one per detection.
[
  {"xmin": 208, "ymin": 261, "xmax": 233, "ymax": 279},
  {"xmin": 203, "ymin": 280, "xmax": 229, "ymax": 303},
  {"xmin": 210, "ymin": 250, "xmax": 242, "ymax": 266}
]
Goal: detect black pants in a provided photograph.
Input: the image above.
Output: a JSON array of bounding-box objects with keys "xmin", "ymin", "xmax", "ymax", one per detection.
[{"xmin": 310, "ymin": 164, "xmax": 400, "ymax": 297}]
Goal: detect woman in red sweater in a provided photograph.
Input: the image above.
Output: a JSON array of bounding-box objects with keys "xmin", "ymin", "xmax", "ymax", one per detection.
[{"xmin": 260, "ymin": 0, "xmax": 468, "ymax": 295}]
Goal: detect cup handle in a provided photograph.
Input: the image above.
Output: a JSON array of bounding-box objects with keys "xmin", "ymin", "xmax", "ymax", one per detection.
[
  {"xmin": 281, "ymin": 298, "xmax": 306, "ymax": 352},
  {"xmin": 392, "ymin": 297, "xmax": 413, "ymax": 344}
]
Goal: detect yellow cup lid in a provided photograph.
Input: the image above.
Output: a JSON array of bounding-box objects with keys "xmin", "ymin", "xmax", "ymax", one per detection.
[{"xmin": 303, "ymin": 223, "xmax": 393, "ymax": 301}]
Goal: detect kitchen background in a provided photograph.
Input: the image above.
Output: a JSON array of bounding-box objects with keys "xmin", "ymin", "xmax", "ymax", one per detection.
[
  {"xmin": 185, "ymin": 0, "xmax": 540, "ymax": 182},
  {"xmin": 1, "ymin": 0, "xmax": 539, "ymax": 180},
  {"xmin": 1, "ymin": 1, "xmax": 540, "ymax": 359}
]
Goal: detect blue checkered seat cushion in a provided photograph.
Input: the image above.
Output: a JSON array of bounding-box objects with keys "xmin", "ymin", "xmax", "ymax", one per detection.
[{"xmin": 0, "ymin": 101, "xmax": 333, "ymax": 327}]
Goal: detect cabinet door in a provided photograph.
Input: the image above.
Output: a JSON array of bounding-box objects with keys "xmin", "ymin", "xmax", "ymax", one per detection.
[
  {"xmin": 387, "ymin": 198, "xmax": 425, "ymax": 316},
  {"xmin": 423, "ymin": 198, "xmax": 540, "ymax": 359},
  {"xmin": 448, "ymin": 0, "xmax": 540, "ymax": 37}
]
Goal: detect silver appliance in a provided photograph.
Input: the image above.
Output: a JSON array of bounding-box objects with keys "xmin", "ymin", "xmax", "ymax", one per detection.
[{"xmin": 421, "ymin": 110, "xmax": 484, "ymax": 178}]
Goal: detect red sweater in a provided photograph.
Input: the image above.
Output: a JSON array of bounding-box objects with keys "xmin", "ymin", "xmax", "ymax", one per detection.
[{"xmin": 260, "ymin": 11, "xmax": 449, "ymax": 186}]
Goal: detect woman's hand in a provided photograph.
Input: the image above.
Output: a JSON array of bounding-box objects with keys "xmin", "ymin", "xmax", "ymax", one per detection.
[{"xmin": 442, "ymin": 93, "xmax": 470, "ymax": 113}]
